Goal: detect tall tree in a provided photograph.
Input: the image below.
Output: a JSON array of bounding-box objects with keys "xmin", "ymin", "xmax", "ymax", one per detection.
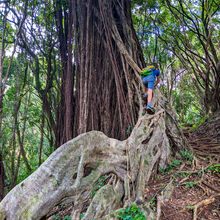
[
  {"xmin": 159, "ymin": 0, "xmax": 220, "ymax": 113},
  {"xmin": 0, "ymin": 1, "xmax": 187, "ymax": 219}
]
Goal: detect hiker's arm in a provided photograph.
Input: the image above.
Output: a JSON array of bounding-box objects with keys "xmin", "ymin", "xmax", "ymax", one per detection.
[{"xmin": 154, "ymin": 76, "xmax": 160, "ymax": 88}]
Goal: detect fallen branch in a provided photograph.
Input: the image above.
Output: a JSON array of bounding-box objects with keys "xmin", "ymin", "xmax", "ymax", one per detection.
[
  {"xmin": 179, "ymin": 163, "xmax": 213, "ymax": 184},
  {"xmin": 202, "ymin": 180, "xmax": 220, "ymax": 193},
  {"xmin": 193, "ymin": 193, "xmax": 220, "ymax": 220},
  {"xmin": 156, "ymin": 195, "xmax": 162, "ymax": 220}
]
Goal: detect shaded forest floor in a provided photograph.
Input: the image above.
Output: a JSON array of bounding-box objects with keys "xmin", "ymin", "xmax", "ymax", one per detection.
[{"xmin": 46, "ymin": 116, "xmax": 220, "ymax": 220}]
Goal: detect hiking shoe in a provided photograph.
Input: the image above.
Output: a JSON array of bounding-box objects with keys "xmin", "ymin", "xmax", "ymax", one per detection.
[{"xmin": 146, "ymin": 106, "xmax": 155, "ymax": 115}]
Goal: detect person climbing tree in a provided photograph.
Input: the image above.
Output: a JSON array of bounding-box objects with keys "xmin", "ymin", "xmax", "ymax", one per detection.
[{"xmin": 141, "ymin": 63, "xmax": 160, "ymax": 114}]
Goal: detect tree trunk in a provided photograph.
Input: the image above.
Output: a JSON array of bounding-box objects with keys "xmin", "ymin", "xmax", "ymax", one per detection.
[
  {"xmin": 39, "ymin": 110, "xmax": 45, "ymax": 167},
  {"xmin": 73, "ymin": 0, "xmax": 144, "ymax": 140},
  {"xmin": 0, "ymin": 154, "xmax": 5, "ymax": 201},
  {"xmin": 53, "ymin": 0, "xmax": 75, "ymax": 147}
]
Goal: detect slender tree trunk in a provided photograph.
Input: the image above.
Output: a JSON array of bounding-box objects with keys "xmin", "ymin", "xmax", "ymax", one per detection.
[
  {"xmin": 0, "ymin": 5, "xmax": 8, "ymax": 122},
  {"xmin": 54, "ymin": 0, "xmax": 74, "ymax": 147},
  {"xmin": 64, "ymin": 0, "xmax": 74, "ymax": 141},
  {"xmin": 10, "ymin": 75, "xmax": 22, "ymax": 187},
  {"xmin": 10, "ymin": 152, "xmax": 21, "ymax": 190},
  {"xmin": 39, "ymin": 111, "xmax": 45, "ymax": 167},
  {"xmin": 16, "ymin": 92, "xmax": 32, "ymax": 173},
  {"xmin": 0, "ymin": 13, "xmax": 8, "ymax": 199},
  {"xmin": 0, "ymin": 154, "xmax": 5, "ymax": 201}
]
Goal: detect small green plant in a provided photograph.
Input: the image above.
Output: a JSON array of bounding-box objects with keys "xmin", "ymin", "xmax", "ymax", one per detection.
[
  {"xmin": 91, "ymin": 175, "xmax": 108, "ymax": 198},
  {"xmin": 159, "ymin": 158, "xmax": 182, "ymax": 174},
  {"xmin": 158, "ymin": 167, "xmax": 165, "ymax": 174},
  {"xmin": 51, "ymin": 214, "xmax": 61, "ymax": 220},
  {"xmin": 206, "ymin": 164, "xmax": 220, "ymax": 174},
  {"xmin": 117, "ymin": 203, "xmax": 146, "ymax": 220},
  {"xmin": 185, "ymin": 181, "xmax": 198, "ymax": 189},
  {"xmin": 149, "ymin": 197, "xmax": 156, "ymax": 205},
  {"xmin": 147, "ymin": 197, "xmax": 157, "ymax": 211},
  {"xmin": 180, "ymin": 150, "xmax": 193, "ymax": 161},
  {"xmin": 186, "ymin": 205, "xmax": 194, "ymax": 210},
  {"xmin": 175, "ymin": 171, "xmax": 190, "ymax": 178},
  {"xmin": 169, "ymin": 158, "xmax": 182, "ymax": 168},
  {"xmin": 63, "ymin": 216, "xmax": 71, "ymax": 220},
  {"xmin": 179, "ymin": 123, "xmax": 186, "ymax": 128}
]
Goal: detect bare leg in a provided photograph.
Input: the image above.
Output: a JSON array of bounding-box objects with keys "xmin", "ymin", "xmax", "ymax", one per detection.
[{"xmin": 147, "ymin": 89, "xmax": 153, "ymax": 104}]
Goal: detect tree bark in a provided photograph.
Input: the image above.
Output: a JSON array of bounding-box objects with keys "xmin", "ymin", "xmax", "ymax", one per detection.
[
  {"xmin": 73, "ymin": 0, "xmax": 144, "ymax": 140},
  {"xmin": 53, "ymin": 0, "xmax": 75, "ymax": 147},
  {"xmin": 64, "ymin": 0, "xmax": 74, "ymax": 142},
  {"xmin": 0, "ymin": 154, "xmax": 5, "ymax": 201},
  {"xmin": 39, "ymin": 110, "xmax": 45, "ymax": 167}
]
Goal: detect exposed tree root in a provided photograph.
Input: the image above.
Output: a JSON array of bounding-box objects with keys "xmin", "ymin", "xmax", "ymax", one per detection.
[
  {"xmin": 156, "ymin": 180, "xmax": 174, "ymax": 220},
  {"xmin": 187, "ymin": 115, "xmax": 220, "ymax": 157},
  {"xmin": 202, "ymin": 179, "xmax": 220, "ymax": 193},
  {"xmin": 193, "ymin": 193, "xmax": 220, "ymax": 220},
  {"xmin": 0, "ymin": 90, "xmax": 187, "ymax": 220},
  {"xmin": 156, "ymin": 195, "xmax": 162, "ymax": 220}
]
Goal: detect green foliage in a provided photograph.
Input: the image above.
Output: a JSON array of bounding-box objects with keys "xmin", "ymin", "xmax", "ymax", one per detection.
[
  {"xmin": 159, "ymin": 158, "xmax": 182, "ymax": 174},
  {"xmin": 185, "ymin": 181, "xmax": 198, "ymax": 189},
  {"xmin": 149, "ymin": 197, "xmax": 156, "ymax": 205},
  {"xmin": 80, "ymin": 213, "xmax": 85, "ymax": 219},
  {"xmin": 180, "ymin": 150, "xmax": 193, "ymax": 161},
  {"xmin": 131, "ymin": 0, "xmax": 215, "ymax": 124},
  {"xmin": 117, "ymin": 203, "xmax": 146, "ymax": 220},
  {"xmin": 190, "ymin": 115, "xmax": 209, "ymax": 131},
  {"xmin": 91, "ymin": 175, "xmax": 108, "ymax": 198},
  {"xmin": 206, "ymin": 164, "xmax": 220, "ymax": 174},
  {"xmin": 148, "ymin": 197, "xmax": 157, "ymax": 210},
  {"xmin": 51, "ymin": 214, "xmax": 71, "ymax": 220},
  {"xmin": 175, "ymin": 171, "xmax": 190, "ymax": 178},
  {"xmin": 2, "ymin": 72, "xmax": 51, "ymax": 188},
  {"xmin": 186, "ymin": 205, "xmax": 194, "ymax": 210},
  {"xmin": 51, "ymin": 214, "xmax": 60, "ymax": 220}
]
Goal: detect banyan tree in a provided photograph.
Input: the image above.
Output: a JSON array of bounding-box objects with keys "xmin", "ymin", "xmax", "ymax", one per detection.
[{"xmin": 0, "ymin": 1, "xmax": 187, "ymax": 219}]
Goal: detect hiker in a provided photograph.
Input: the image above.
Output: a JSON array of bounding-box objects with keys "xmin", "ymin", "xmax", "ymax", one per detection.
[{"xmin": 141, "ymin": 63, "xmax": 160, "ymax": 114}]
